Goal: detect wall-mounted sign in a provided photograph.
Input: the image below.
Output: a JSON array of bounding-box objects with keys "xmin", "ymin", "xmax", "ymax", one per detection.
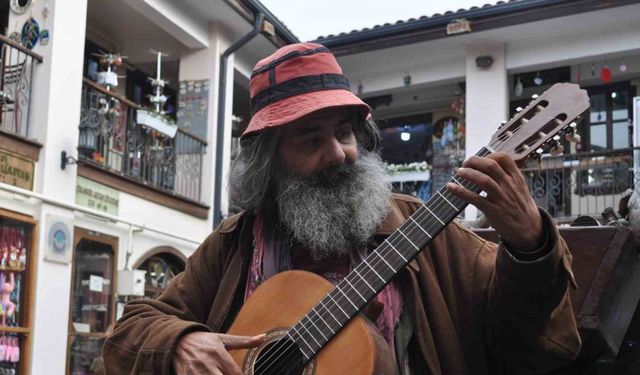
[
  {"xmin": 0, "ymin": 149, "xmax": 34, "ymax": 190},
  {"xmin": 45, "ymin": 215, "xmax": 72, "ymax": 264},
  {"xmin": 177, "ymin": 79, "xmax": 210, "ymax": 140},
  {"xmin": 76, "ymin": 176, "xmax": 119, "ymax": 215}
]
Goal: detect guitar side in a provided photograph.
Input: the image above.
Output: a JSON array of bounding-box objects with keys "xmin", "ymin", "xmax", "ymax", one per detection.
[{"xmin": 226, "ymin": 270, "xmax": 394, "ymax": 375}]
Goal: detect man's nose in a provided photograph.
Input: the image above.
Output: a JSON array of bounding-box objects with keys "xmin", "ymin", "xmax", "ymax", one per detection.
[{"xmin": 321, "ymin": 136, "xmax": 346, "ymax": 168}]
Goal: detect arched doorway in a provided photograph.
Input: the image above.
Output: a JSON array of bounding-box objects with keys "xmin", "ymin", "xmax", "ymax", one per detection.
[{"xmin": 133, "ymin": 247, "xmax": 186, "ymax": 299}]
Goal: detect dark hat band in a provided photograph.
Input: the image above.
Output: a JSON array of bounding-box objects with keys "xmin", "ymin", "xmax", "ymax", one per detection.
[{"xmin": 250, "ymin": 73, "xmax": 350, "ymax": 116}]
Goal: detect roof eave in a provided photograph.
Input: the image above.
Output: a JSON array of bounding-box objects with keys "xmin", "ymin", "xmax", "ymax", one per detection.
[{"xmin": 315, "ymin": 0, "xmax": 640, "ymax": 56}]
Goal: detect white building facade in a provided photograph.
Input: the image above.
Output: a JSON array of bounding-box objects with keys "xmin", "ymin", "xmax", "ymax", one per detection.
[{"xmin": 0, "ymin": 0, "xmax": 296, "ymax": 373}]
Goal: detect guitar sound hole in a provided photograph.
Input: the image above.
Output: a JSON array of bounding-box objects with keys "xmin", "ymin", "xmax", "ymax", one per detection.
[{"xmin": 253, "ymin": 337, "xmax": 304, "ymax": 375}]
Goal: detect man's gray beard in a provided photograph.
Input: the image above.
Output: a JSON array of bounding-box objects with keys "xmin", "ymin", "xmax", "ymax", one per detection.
[{"xmin": 275, "ymin": 151, "xmax": 392, "ymax": 260}]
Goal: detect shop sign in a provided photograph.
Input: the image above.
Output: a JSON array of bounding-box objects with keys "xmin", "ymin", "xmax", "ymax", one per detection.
[
  {"xmin": 0, "ymin": 149, "xmax": 34, "ymax": 190},
  {"xmin": 76, "ymin": 176, "xmax": 120, "ymax": 215}
]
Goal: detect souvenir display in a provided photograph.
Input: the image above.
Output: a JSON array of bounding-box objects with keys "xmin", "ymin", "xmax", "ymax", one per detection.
[
  {"xmin": 0, "ymin": 333, "xmax": 21, "ymax": 375},
  {"xmin": 39, "ymin": 2, "xmax": 50, "ymax": 46},
  {"xmin": 20, "ymin": 18, "xmax": 39, "ymax": 50}
]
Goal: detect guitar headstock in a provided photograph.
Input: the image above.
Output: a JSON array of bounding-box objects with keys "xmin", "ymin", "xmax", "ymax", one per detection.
[{"xmin": 490, "ymin": 83, "xmax": 590, "ymax": 163}]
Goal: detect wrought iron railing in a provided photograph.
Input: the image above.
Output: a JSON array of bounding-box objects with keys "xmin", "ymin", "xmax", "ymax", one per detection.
[
  {"xmin": 0, "ymin": 35, "xmax": 43, "ymax": 137},
  {"xmin": 79, "ymin": 79, "xmax": 206, "ymax": 202},
  {"xmin": 522, "ymin": 147, "xmax": 640, "ymax": 222}
]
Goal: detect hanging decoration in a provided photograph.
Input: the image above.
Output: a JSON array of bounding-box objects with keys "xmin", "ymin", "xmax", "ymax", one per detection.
[
  {"xmin": 620, "ymin": 58, "xmax": 627, "ymax": 72},
  {"xmin": 533, "ymin": 71, "xmax": 543, "ymax": 86},
  {"xmin": 514, "ymin": 75, "xmax": 523, "ymax": 97},
  {"xmin": 591, "ymin": 62, "xmax": 596, "ymax": 77},
  {"xmin": 576, "ymin": 64, "xmax": 581, "ymax": 83},
  {"xmin": 20, "ymin": 17, "xmax": 39, "ymax": 49},
  {"xmin": 600, "ymin": 63, "xmax": 612, "ymax": 83},
  {"xmin": 10, "ymin": 0, "xmax": 33, "ymax": 14},
  {"xmin": 40, "ymin": 2, "xmax": 50, "ymax": 46},
  {"xmin": 137, "ymin": 50, "xmax": 178, "ymax": 138}
]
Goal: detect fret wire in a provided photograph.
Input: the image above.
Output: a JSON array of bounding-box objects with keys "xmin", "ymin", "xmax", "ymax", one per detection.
[
  {"xmin": 424, "ymin": 205, "xmax": 445, "ymax": 225},
  {"xmin": 344, "ymin": 278, "xmax": 367, "ymax": 302},
  {"xmin": 398, "ymin": 229, "xmax": 420, "ymax": 250},
  {"xmin": 326, "ymin": 292, "xmax": 350, "ymax": 319},
  {"xmin": 362, "ymin": 257, "xmax": 386, "ymax": 283},
  {"xmin": 335, "ymin": 284, "xmax": 359, "ymax": 310},
  {"xmin": 352, "ymin": 268, "xmax": 377, "ymax": 293},
  {"xmin": 290, "ymin": 325, "xmax": 313, "ymax": 359},
  {"xmin": 303, "ymin": 315, "xmax": 328, "ymax": 343},
  {"xmin": 374, "ymin": 249, "xmax": 397, "ymax": 273},
  {"xmin": 440, "ymin": 187, "xmax": 466, "ymax": 207},
  {"xmin": 436, "ymin": 190, "xmax": 457, "ymax": 210},
  {"xmin": 450, "ymin": 175, "xmax": 465, "ymax": 188},
  {"xmin": 318, "ymin": 299, "xmax": 342, "ymax": 327},
  {"xmin": 385, "ymin": 240, "xmax": 408, "ymax": 262},
  {"xmin": 310, "ymin": 307, "xmax": 335, "ymax": 335},
  {"xmin": 408, "ymin": 216, "xmax": 432, "ymax": 239}
]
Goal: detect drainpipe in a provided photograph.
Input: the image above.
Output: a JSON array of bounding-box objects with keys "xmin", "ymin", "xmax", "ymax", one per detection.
[{"xmin": 214, "ymin": 13, "xmax": 265, "ymax": 228}]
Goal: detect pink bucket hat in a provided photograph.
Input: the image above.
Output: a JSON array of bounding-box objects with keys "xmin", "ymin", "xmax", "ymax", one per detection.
[{"xmin": 242, "ymin": 43, "xmax": 370, "ymax": 138}]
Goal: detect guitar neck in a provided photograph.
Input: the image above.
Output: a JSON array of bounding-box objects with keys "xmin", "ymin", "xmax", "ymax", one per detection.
[{"xmin": 289, "ymin": 147, "xmax": 490, "ymax": 361}]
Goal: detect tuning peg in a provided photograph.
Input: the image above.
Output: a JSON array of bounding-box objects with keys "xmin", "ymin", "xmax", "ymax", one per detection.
[
  {"xmin": 500, "ymin": 120, "xmax": 507, "ymax": 127},
  {"xmin": 516, "ymin": 106, "xmax": 523, "ymax": 112},
  {"xmin": 565, "ymin": 132, "xmax": 581, "ymax": 143},
  {"xmin": 531, "ymin": 94, "xmax": 539, "ymax": 99},
  {"xmin": 550, "ymin": 145, "xmax": 564, "ymax": 156}
]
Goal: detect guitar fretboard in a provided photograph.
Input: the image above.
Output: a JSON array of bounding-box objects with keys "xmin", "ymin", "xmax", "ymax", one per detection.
[{"xmin": 288, "ymin": 147, "xmax": 490, "ymax": 362}]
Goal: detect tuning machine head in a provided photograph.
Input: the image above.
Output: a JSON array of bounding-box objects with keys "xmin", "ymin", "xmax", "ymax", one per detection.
[
  {"xmin": 549, "ymin": 135, "xmax": 564, "ymax": 155},
  {"xmin": 564, "ymin": 122, "xmax": 581, "ymax": 143}
]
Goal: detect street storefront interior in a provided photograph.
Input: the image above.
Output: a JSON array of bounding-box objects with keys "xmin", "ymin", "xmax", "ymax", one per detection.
[
  {"xmin": 67, "ymin": 229, "xmax": 117, "ymax": 375},
  {"xmin": 0, "ymin": 209, "xmax": 36, "ymax": 375}
]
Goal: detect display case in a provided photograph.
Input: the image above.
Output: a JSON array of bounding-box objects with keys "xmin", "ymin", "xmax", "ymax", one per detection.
[{"xmin": 0, "ymin": 209, "xmax": 37, "ymax": 375}]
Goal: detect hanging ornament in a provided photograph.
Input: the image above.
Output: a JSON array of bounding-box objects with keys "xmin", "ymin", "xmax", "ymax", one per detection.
[
  {"xmin": 514, "ymin": 75, "xmax": 523, "ymax": 97},
  {"xmin": 40, "ymin": 2, "xmax": 51, "ymax": 46},
  {"xmin": 591, "ymin": 62, "xmax": 596, "ymax": 77},
  {"xmin": 620, "ymin": 58, "xmax": 627, "ymax": 72},
  {"xmin": 600, "ymin": 63, "xmax": 612, "ymax": 83},
  {"xmin": 533, "ymin": 71, "xmax": 543, "ymax": 86},
  {"xmin": 20, "ymin": 17, "xmax": 39, "ymax": 49},
  {"xmin": 576, "ymin": 64, "xmax": 581, "ymax": 83}
]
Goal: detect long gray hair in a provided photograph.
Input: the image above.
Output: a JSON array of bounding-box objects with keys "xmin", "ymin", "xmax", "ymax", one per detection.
[{"xmin": 228, "ymin": 111, "xmax": 381, "ymax": 213}]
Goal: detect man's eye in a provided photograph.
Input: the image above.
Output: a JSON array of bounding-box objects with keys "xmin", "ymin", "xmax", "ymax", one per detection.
[{"xmin": 337, "ymin": 130, "xmax": 352, "ymax": 141}]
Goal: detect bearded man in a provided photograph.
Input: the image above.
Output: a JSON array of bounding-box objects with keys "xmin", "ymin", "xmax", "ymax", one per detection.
[{"xmin": 103, "ymin": 43, "xmax": 580, "ymax": 375}]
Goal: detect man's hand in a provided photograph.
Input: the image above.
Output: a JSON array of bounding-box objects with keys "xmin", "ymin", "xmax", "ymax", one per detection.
[
  {"xmin": 174, "ymin": 331, "xmax": 266, "ymax": 375},
  {"xmin": 446, "ymin": 152, "xmax": 544, "ymax": 252}
]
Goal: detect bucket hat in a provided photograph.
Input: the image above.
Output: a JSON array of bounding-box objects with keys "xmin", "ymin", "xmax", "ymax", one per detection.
[{"xmin": 242, "ymin": 43, "xmax": 370, "ymax": 138}]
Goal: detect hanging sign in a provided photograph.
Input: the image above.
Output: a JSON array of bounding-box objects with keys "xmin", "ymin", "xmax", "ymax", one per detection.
[
  {"xmin": 0, "ymin": 149, "xmax": 34, "ymax": 190},
  {"xmin": 75, "ymin": 176, "xmax": 120, "ymax": 215}
]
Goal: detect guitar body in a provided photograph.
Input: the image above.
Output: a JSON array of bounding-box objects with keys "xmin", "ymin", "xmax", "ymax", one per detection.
[{"xmin": 227, "ymin": 270, "xmax": 395, "ymax": 375}]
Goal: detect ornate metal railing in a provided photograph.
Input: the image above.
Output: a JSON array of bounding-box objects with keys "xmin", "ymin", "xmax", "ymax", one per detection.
[
  {"xmin": 79, "ymin": 79, "xmax": 206, "ymax": 202},
  {"xmin": 0, "ymin": 35, "xmax": 43, "ymax": 137},
  {"xmin": 522, "ymin": 147, "xmax": 640, "ymax": 221}
]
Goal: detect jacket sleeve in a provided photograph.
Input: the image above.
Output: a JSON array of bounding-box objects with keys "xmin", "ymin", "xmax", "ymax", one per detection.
[
  {"xmin": 482, "ymin": 209, "xmax": 581, "ymax": 374},
  {"xmin": 102, "ymin": 227, "xmax": 229, "ymax": 375}
]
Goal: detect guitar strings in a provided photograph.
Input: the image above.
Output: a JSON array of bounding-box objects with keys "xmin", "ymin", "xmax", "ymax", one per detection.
[{"xmin": 251, "ymin": 111, "xmax": 555, "ymax": 374}]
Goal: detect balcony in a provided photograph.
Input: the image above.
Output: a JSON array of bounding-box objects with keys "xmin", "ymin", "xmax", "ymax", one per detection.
[
  {"xmin": 0, "ymin": 35, "xmax": 42, "ymax": 138},
  {"xmin": 523, "ymin": 147, "xmax": 638, "ymax": 222},
  {"xmin": 78, "ymin": 79, "xmax": 206, "ymax": 206}
]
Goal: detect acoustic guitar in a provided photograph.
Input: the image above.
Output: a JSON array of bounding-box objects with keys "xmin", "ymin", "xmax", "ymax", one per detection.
[{"xmin": 227, "ymin": 83, "xmax": 590, "ymax": 375}]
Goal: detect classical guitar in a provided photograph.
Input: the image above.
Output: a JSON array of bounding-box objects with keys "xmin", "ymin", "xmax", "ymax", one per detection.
[{"xmin": 227, "ymin": 83, "xmax": 590, "ymax": 375}]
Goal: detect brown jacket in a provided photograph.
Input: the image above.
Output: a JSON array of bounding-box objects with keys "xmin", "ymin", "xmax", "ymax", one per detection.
[{"xmin": 103, "ymin": 194, "xmax": 580, "ymax": 374}]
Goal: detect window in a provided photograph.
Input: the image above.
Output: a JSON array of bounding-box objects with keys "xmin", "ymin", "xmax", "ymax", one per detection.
[
  {"xmin": 585, "ymin": 83, "xmax": 634, "ymax": 151},
  {"xmin": 67, "ymin": 229, "xmax": 117, "ymax": 375}
]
